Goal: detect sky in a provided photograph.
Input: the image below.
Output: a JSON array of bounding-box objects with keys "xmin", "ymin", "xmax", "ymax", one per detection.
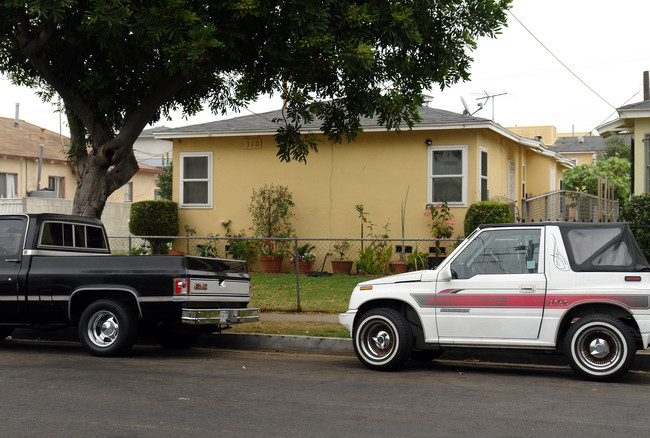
[{"xmin": 1, "ymin": 0, "xmax": 649, "ymax": 139}]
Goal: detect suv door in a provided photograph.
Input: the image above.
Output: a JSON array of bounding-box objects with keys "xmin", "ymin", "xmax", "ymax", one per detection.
[
  {"xmin": 435, "ymin": 227, "xmax": 546, "ymax": 341},
  {"xmin": 0, "ymin": 217, "xmax": 27, "ymax": 324}
]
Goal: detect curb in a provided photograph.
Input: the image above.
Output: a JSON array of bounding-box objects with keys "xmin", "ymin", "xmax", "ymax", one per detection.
[{"xmin": 9, "ymin": 329, "xmax": 650, "ymax": 371}]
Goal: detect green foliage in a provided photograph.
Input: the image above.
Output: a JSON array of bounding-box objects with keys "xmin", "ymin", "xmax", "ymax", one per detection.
[
  {"xmin": 0, "ymin": 0, "xmax": 512, "ymax": 217},
  {"xmin": 194, "ymin": 235, "xmax": 220, "ymax": 258},
  {"xmin": 601, "ymin": 137, "xmax": 631, "ymax": 161},
  {"xmin": 248, "ymin": 184, "xmax": 295, "ymax": 255},
  {"xmin": 291, "ymin": 244, "xmax": 316, "ymax": 263},
  {"xmin": 406, "ymin": 246, "xmax": 428, "ymax": 271},
  {"xmin": 129, "ymin": 200, "xmax": 178, "ymax": 254},
  {"xmin": 332, "ymin": 241, "xmax": 351, "ymax": 260},
  {"xmin": 354, "ymin": 207, "xmax": 392, "ymax": 275},
  {"xmin": 156, "ymin": 154, "xmax": 173, "ymax": 201},
  {"xmin": 464, "ymin": 201, "xmax": 514, "ymax": 235},
  {"xmin": 618, "ymin": 194, "xmax": 650, "ymax": 261},
  {"xmin": 563, "ymin": 156, "xmax": 630, "ymax": 201}
]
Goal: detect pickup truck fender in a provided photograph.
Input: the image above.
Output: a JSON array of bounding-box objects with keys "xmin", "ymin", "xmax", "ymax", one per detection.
[{"xmin": 69, "ymin": 286, "xmax": 142, "ymax": 322}]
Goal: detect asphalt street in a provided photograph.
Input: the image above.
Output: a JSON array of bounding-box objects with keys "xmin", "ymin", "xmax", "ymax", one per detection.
[{"xmin": 1, "ymin": 340, "xmax": 649, "ymax": 437}]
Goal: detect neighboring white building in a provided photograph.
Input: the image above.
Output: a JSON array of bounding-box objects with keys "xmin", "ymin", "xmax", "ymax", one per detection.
[{"xmin": 134, "ymin": 126, "xmax": 173, "ymax": 168}]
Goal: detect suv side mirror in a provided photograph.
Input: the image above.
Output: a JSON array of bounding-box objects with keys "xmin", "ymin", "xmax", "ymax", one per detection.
[{"xmin": 438, "ymin": 264, "xmax": 452, "ymax": 282}]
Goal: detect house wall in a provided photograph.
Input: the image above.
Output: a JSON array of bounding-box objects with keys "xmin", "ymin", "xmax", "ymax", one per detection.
[
  {"xmin": 633, "ymin": 117, "xmax": 650, "ymax": 194},
  {"xmin": 0, "ymin": 156, "xmax": 74, "ymax": 198},
  {"xmin": 172, "ymin": 128, "xmax": 563, "ymax": 240},
  {"xmin": 106, "ymin": 169, "xmax": 160, "ymax": 203}
]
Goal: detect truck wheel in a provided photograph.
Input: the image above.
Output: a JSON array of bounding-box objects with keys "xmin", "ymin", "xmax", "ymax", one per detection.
[
  {"xmin": 564, "ymin": 314, "xmax": 636, "ymax": 381},
  {"xmin": 154, "ymin": 332, "xmax": 200, "ymax": 349},
  {"xmin": 353, "ymin": 308, "xmax": 413, "ymax": 371},
  {"xmin": 79, "ymin": 300, "xmax": 138, "ymax": 357}
]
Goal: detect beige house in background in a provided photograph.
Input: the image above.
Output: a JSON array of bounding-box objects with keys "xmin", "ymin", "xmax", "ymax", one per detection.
[
  {"xmin": 158, "ymin": 107, "xmax": 573, "ymax": 241},
  {"xmin": 0, "ymin": 117, "xmax": 162, "ymax": 205},
  {"xmin": 598, "ymin": 96, "xmax": 650, "ymax": 196}
]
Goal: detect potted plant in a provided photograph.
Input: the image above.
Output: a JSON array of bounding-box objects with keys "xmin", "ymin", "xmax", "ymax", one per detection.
[
  {"xmin": 425, "ymin": 200, "xmax": 455, "ymax": 268},
  {"xmin": 291, "ymin": 243, "xmax": 316, "ymax": 274},
  {"xmin": 248, "ymin": 183, "xmax": 295, "ymax": 273},
  {"xmin": 331, "ymin": 241, "xmax": 353, "ymax": 275},
  {"xmin": 391, "ymin": 186, "xmax": 409, "ymax": 274}
]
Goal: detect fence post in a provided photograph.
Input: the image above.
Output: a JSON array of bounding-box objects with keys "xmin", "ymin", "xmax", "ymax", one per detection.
[
  {"xmin": 293, "ymin": 237, "xmax": 301, "ymax": 312},
  {"xmin": 128, "ymin": 236, "xmax": 132, "ymax": 255}
]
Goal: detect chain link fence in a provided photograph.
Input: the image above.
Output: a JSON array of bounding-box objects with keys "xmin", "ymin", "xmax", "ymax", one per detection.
[
  {"xmin": 522, "ymin": 190, "xmax": 619, "ymax": 223},
  {"xmin": 108, "ymin": 235, "xmax": 461, "ymax": 272},
  {"xmin": 108, "ymin": 235, "xmax": 461, "ymax": 312}
]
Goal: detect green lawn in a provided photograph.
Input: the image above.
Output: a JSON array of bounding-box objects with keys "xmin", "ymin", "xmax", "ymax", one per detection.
[{"xmin": 249, "ymin": 273, "xmax": 364, "ymax": 313}]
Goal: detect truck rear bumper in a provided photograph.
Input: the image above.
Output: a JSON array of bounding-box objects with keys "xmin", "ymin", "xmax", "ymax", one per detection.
[{"xmin": 181, "ymin": 308, "xmax": 260, "ymax": 325}]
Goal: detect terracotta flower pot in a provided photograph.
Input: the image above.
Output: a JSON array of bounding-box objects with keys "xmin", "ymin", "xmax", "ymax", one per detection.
[
  {"xmin": 390, "ymin": 261, "xmax": 408, "ymax": 274},
  {"xmin": 297, "ymin": 261, "xmax": 313, "ymax": 274},
  {"xmin": 331, "ymin": 260, "xmax": 353, "ymax": 275},
  {"xmin": 258, "ymin": 255, "xmax": 283, "ymax": 273}
]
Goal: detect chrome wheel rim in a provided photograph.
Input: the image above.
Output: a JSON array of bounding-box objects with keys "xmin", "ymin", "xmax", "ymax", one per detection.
[
  {"xmin": 574, "ymin": 324, "xmax": 623, "ymax": 372},
  {"xmin": 87, "ymin": 310, "xmax": 119, "ymax": 348},
  {"xmin": 358, "ymin": 317, "xmax": 397, "ymax": 363}
]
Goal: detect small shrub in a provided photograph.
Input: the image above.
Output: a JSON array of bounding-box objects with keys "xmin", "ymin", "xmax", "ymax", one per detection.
[
  {"xmin": 406, "ymin": 245, "xmax": 428, "ymax": 271},
  {"xmin": 619, "ymin": 194, "xmax": 650, "ymax": 261},
  {"xmin": 129, "ymin": 200, "xmax": 179, "ymax": 254},
  {"xmin": 464, "ymin": 201, "xmax": 514, "ymax": 235}
]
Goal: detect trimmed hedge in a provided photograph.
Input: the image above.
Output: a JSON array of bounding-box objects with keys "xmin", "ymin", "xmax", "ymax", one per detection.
[
  {"xmin": 129, "ymin": 200, "xmax": 179, "ymax": 254},
  {"xmin": 464, "ymin": 201, "xmax": 514, "ymax": 235}
]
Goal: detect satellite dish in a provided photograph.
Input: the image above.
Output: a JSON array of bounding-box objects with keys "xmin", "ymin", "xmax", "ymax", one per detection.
[{"xmin": 460, "ymin": 97, "xmax": 471, "ymax": 115}]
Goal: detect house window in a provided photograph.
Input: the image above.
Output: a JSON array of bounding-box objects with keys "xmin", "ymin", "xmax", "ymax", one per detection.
[
  {"xmin": 180, "ymin": 152, "xmax": 212, "ymax": 208},
  {"xmin": 124, "ymin": 182, "xmax": 133, "ymax": 202},
  {"xmin": 0, "ymin": 173, "xmax": 17, "ymax": 198},
  {"xmin": 48, "ymin": 176, "xmax": 65, "ymax": 198},
  {"xmin": 479, "ymin": 147, "xmax": 488, "ymax": 201},
  {"xmin": 428, "ymin": 145, "xmax": 467, "ymax": 206}
]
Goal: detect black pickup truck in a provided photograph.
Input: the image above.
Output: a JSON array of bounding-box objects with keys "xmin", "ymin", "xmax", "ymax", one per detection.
[{"xmin": 0, "ymin": 213, "xmax": 259, "ymax": 356}]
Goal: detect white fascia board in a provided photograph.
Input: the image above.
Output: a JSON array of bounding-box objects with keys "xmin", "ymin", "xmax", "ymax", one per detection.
[{"xmin": 596, "ymin": 118, "xmax": 631, "ymax": 137}]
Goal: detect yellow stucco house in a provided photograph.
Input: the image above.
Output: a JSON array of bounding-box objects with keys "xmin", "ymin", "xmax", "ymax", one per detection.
[
  {"xmin": 0, "ymin": 117, "xmax": 162, "ymax": 204},
  {"xmin": 158, "ymin": 106, "xmax": 572, "ymax": 241},
  {"xmin": 598, "ymin": 99, "xmax": 650, "ymax": 195}
]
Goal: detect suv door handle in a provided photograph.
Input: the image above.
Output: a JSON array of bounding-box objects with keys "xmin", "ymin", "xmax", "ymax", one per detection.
[{"xmin": 519, "ymin": 284, "xmax": 536, "ymax": 293}]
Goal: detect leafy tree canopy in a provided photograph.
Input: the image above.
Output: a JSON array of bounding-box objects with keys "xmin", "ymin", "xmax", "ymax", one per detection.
[
  {"xmin": 600, "ymin": 136, "xmax": 631, "ymax": 161},
  {"xmin": 563, "ymin": 156, "xmax": 630, "ymax": 201},
  {"xmin": 0, "ymin": 0, "xmax": 511, "ymax": 218}
]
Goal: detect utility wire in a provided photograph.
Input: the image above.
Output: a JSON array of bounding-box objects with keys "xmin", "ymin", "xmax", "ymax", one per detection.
[{"xmin": 509, "ymin": 10, "xmax": 617, "ymax": 111}]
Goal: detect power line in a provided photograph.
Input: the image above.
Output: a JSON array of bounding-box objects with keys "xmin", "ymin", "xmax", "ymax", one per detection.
[{"xmin": 509, "ymin": 10, "xmax": 617, "ymax": 111}]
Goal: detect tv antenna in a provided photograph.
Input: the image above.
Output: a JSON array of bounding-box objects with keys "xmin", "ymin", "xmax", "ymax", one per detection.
[
  {"xmin": 460, "ymin": 96, "xmax": 484, "ymax": 116},
  {"xmin": 475, "ymin": 91, "xmax": 507, "ymax": 121}
]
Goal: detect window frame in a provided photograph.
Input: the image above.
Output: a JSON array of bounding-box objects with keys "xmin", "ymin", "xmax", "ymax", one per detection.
[
  {"xmin": 479, "ymin": 146, "xmax": 488, "ymax": 202},
  {"xmin": 37, "ymin": 221, "xmax": 109, "ymax": 253},
  {"xmin": 180, "ymin": 152, "xmax": 213, "ymax": 208},
  {"xmin": 0, "ymin": 172, "xmax": 18, "ymax": 199},
  {"xmin": 124, "ymin": 181, "xmax": 133, "ymax": 202},
  {"xmin": 48, "ymin": 176, "xmax": 65, "ymax": 198},
  {"xmin": 427, "ymin": 145, "xmax": 468, "ymax": 207}
]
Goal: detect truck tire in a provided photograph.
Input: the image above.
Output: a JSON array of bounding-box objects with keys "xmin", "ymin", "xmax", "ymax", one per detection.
[
  {"xmin": 79, "ymin": 299, "xmax": 138, "ymax": 357},
  {"xmin": 564, "ymin": 314, "xmax": 636, "ymax": 381},
  {"xmin": 353, "ymin": 308, "xmax": 413, "ymax": 371}
]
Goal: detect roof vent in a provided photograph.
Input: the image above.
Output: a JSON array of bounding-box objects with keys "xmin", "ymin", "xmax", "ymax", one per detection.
[{"xmin": 578, "ymin": 137, "xmax": 584, "ymax": 143}]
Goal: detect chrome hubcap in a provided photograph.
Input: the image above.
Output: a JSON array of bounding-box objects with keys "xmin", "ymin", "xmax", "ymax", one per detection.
[
  {"xmin": 372, "ymin": 330, "xmax": 391, "ymax": 350},
  {"xmin": 87, "ymin": 310, "xmax": 119, "ymax": 347},
  {"xmin": 588, "ymin": 338, "xmax": 610, "ymax": 359}
]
